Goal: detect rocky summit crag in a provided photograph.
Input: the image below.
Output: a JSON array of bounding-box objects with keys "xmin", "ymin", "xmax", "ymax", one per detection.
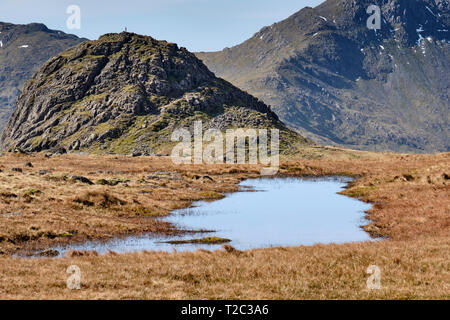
[
  {"xmin": 197, "ymin": 0, "xmax": 450, "ymax": 153},
  {"xmin": 0, "ymin": 32, "xmax": 307, "ymax": 155},
  {"xmin": 0, "ymin": 22, "xmax": 85, "ymax": 133}
]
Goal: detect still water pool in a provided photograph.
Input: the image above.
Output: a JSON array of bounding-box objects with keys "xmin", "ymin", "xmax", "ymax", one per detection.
[{"xmin": 50, "ymin": 177, "xmax": 373, "ymax": 256}]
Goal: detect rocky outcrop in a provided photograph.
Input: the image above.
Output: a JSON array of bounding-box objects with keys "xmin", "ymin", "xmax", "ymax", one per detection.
[{"xmin": 0, "ymin": 32, "xmax": 308, "ymax": 155}]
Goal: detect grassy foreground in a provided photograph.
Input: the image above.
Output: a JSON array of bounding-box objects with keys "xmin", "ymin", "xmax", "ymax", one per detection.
[{"xmin": 0, "ymin": 147, "xmax": 448, "ymax": 299}]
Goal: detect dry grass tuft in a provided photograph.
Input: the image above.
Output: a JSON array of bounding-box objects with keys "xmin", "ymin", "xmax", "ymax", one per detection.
[
  {"xmin": 222, "ymin": 244, "xmax": 243, "ymax": 255},
  {"xmin": 64, "ymin": 250, "xmax": 99, "ymax": 258},
  {"xmin": 72, "ymin": 191, "xmax": 126, "ymax": 208}
]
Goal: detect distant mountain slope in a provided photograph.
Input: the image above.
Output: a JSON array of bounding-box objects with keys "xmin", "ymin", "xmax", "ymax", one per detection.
[
  {"xmin": 0, "ymin": 32, "xmax": 308, "ymax": 155},
  {"xmin": 197, "ymin": 0, "xmax": 450, "ymax": 153},
  {"xmin": 0, "ymin": 22, "xmax": 85, "ymax": 133}
]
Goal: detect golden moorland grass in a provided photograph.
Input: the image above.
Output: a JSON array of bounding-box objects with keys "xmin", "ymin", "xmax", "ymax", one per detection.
[{"xmin": 0, "ymin": 147, "xmax": 448, "ymax": 299}]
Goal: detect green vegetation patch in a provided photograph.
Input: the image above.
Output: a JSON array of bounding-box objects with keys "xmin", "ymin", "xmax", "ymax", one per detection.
[
  {"xmin": 341, "ymin": 186, "xmax": 376, "ymax": 198},
  {"xmin": 23, "ymin": 188, "xmax": 42, "ymax": 196},
  {"xmin": 198, "ymin": 192, "xmax": 225, "ymax": 200},
  {"xmin": 163, "ymin": 237, "xmax": 231, "ymax": 245},
  {"xmin": 95, "ymin": 178, "xmax": 130, "ymax": 186},
  {"xmin": 125, "ymin": 206, "xmax": 167, "ymax": 217}
]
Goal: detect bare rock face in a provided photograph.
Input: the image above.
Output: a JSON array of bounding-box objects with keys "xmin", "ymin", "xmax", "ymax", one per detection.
[
  {"xmin": 0, "ymin": 22, "xmax": 85, "ymax": 134},
  {"xmin": 197, "ymin": 0, "xmax": 450, "ymax": 153},
  {"xmin": 0, "ymin": 32, "xmax": 307, "ymax": 155}
]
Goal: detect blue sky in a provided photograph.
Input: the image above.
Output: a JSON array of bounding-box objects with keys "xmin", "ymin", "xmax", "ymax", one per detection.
[{"xmin": 0, "ymin": 0, "xmax": 323, "ymax": 51}]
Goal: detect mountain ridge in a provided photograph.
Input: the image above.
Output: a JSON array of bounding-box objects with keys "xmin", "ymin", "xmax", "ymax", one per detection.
[{"xmin": 196, "ymin": 0, "xmax": 450, "ymax": 153}]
